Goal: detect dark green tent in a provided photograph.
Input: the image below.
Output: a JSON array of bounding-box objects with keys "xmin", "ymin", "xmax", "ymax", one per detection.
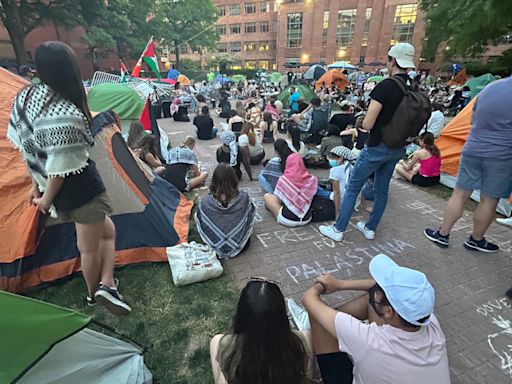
[
  {"xmin": 1, "ymin": 291, "xmax": 152, "ymax": 383},
  {"xmin": 464, "ymin": 73, "xmax": 496, "ymax": 98},
  {"xmin": 277, "ymin": 85, "xmax": 316, "ymax": 109},
  {"xmin": 88, "ymin": 83, "xmax": 145, "ymax": 120}
]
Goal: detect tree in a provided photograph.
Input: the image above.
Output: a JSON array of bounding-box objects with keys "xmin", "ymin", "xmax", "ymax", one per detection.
[
  {"xmin": 155, "ymin": 0, "xmax": 218, "ymax": 69},
  {"xmin": 0, "ymin": 0, "xmax": 83, "ymax": 64},
  {"xmin": 420, "ymin": 0, "xmax": 512, "ymax": 61}
]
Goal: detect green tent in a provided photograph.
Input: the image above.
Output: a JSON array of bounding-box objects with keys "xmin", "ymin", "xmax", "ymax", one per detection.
[
  {"xmin": 367, "ymin": 75, "xmax": 384, "ymax": 83},
  {"xmin": 277, "ymin": 85, "xmax": 316, "ymax": 109},
  {"xmin": 232, "ymin": 74, "xmax": 247, "ymax": 83},
  {"xmin": 270, "ymin": 72, "xmax": 282, "ymax": 83},
  {"xmin": 88, "ymin": 83, "xmax": 145, "ymax": 120},
  {"xmin": 1, "ymin": 291, "xmax": 152, "ymax": 384},
  {"xmin": 464, "ymin": 73, "xmax": 495, "ymax": 98}
]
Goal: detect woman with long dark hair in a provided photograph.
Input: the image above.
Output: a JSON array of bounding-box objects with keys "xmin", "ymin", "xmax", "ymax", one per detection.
[
  {"xmin": 238, "ymin": 122, "xmax": 265, "ymax": 165},
  {"xmin": 134, "ymin": 135, "xmax": 166, "ymax": 176},
  {"xmin": 258, "ymin": 139, "xmax": 293, "ymax": 193},
  {"xmin": 196, "ymin": 164, "xmax": 255, "ymax": 259},
  {"xmin": 126, "ymin": 121, "xmax": 145, "ymax": 150},
  {"xmin": 7, "ymin": 41, "xmax": 130, "ymax": 315},
  {"xmin": 395, "ymin": 132, "xmax": 441, "ymax": 187},
  {"xmin": 286, "ymin": 123, "xmax": 307, "ymax": 157},
  {"xmin": 210, "ymin": 277, "xmax": 314, "ymax": 384},
  {"xmin": 259, "ymin": 111, "xmax": 278, "ymax": 143}
]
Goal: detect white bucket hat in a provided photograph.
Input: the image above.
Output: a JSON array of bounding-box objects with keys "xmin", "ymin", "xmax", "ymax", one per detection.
[{"xmin": 388, "ymin": 43, "xmax": 415, "ymax": 69}]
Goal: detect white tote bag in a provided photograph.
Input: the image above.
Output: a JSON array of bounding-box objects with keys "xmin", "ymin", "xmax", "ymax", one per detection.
[{"xmin": 166, "ymin": 242, "xmax": 223, "ymax": 286}]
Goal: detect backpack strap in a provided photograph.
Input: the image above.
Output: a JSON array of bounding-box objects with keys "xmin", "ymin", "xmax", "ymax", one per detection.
[{"xmin": 389, "ymin": 76, "xmax": 409, "ymax": 96}]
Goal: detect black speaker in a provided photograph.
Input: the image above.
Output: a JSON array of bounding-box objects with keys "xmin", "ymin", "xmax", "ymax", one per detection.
[{"xmin": 219, "ymin": 61, "xmax": 227, "ymax": 74}]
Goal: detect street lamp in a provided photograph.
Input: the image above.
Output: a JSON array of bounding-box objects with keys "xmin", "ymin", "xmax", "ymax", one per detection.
[{"xmin": 337, "ymin": 49, "xmax": 346, "ymax": 58}]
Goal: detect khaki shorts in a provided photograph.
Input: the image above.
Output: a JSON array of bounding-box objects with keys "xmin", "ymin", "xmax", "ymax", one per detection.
[{"xmin": 58, "ymin": 192, "xmax": 112, "ymax": 224}]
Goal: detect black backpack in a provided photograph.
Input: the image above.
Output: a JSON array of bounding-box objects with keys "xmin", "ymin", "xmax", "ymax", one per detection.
[{"xmin": 381, "ymin": 76, "xmax": 431, "ymax": 148}]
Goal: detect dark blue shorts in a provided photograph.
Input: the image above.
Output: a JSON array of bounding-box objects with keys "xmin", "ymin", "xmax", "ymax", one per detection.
[{"xmin": 316, "ymin": 352, "xmax": 353, "ymax": 384}]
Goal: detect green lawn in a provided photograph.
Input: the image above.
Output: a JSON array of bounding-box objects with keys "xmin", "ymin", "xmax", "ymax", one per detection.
[{"xmin": 27, "ymin": 193, "xmax": 240, "ymax": 384}]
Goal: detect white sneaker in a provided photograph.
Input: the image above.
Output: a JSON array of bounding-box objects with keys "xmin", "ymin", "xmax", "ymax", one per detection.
[
  {"xmin": 287, "ymin": 298, "xmax": 311, "ymax": 331},
  {"xmin": 496, "ymin": 217, "xmax": 512, "ymax": 228},
  {"xmin": 319, "ymin": 224, "xmax": 343, "ymax": 242},
  {"xmin": 356, "ymin": 221, "xmax": 375, "ymax": 240}
]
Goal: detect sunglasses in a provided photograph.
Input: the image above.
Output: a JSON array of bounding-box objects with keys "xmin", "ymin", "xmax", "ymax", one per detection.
[{"xmin": 249, "ymin": 276, "xmax": 282, "ymax": 286}]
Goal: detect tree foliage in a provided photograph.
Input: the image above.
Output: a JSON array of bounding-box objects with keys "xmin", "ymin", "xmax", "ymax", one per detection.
[
  {"xmin": 420, "ymin": 0, "xmax": 512, "ymax": 61},
  {"xmin": 155, "ymin": 0, "xmax": 218, "ymax": 69}
]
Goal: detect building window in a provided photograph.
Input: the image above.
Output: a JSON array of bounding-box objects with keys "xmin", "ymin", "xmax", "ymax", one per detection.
[
  {"xmin": 391, "ymin": 4, "xmax": 417, "ymax": 45},
  {"xmin": 259, "ymin": 42, "xmax": 271, "ymax": 51},
  {"xmin": 285, "ymin": 58, "xmax": 300, "ymax": 67},
  {"xmin": 229, "ymin": 4, "xmax": 240, "ymax": 16},
  {"xmin": 244, "ymin": 42, "xmax": 256, "ymax": 51},
  {"xmin": 336, "ymin": 9, "xmax": 357, "ymax": 48},
  {"xmin": 230, "ymin": 42, "xmax": 241, "ymax": 52},
  {"xmin": 322, "ymin": 11, "xmax": 329, "ymax": 47},
  {"xmin": 218, "ymin": 25, "xmax": 226, "ymax": 35},
  {"xmin": 217, "ymin": 43, "xmax": 228, "ymax": 53},
  {"xmin": 260, "ymin": 1, "xmax": 270, "ymax": 12},
  {"xmin": 260, "ymin": 21, "xmax": 270, "ymax": 32},
  {"xmin": 217, "ymin": 6, "xmax": 226, "ymax": 16},
  {"xmin": 245, "ymin": 61, "xmax": 256, "ymax": 69},
  {"xmin": 230, "ymin": 24, "xmax": 241, "ymax": 34},
  {"xmin": 260, "ymin": 60, "xmax": 269, "ymax": 69},
  {"xmin": 245, "ymin": 23, "xmax": 257, "ymax": 33},
  {"xmin": 286, "ymin": 13, "xmax": 303, "ymax": 48},
  {"xmin": 359, "ymin": 56, "xmax": 365, "ymax": 64},
  {"xmin": 245, "ymin": 3, "xmax": 257, "ymax": 14},
  {"xmin": 362, "ymin": 8, "xmax": 371, "ymax": 46}
]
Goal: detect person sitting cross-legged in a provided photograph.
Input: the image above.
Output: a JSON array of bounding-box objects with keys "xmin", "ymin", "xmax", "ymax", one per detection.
[
  {"xmin": 210, "ymin": 277, "xmax": 315, "ymax": 384},
  {"xmin": 194, "ymin": 106, "xmax": 218, "ymax": 140},
  {"xmin": 296, "ymin": 254, "xmax": 450, "ymax": 384},
  {"xmin": 195, "ymin": 163, "xmax": 255, "ymax": 259}
]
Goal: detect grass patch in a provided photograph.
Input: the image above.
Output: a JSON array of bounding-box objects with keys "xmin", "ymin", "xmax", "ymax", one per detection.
[
  {"xmin": 27, "ymin": 192, "xmax": 239, "ymax": 384},
  {"xmin": 422, "ymin": 183, "xmax": 478, "ymax": 212}
]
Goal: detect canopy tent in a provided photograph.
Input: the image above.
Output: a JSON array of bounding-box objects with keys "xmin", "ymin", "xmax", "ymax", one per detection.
[
  {"xmin": 327, "ymin": 61, "xmax": 356, "ymax": 70},
  {"xmin": 0, "ymin": 291, "xmax": 152, "ymax": 384},
  {"xmin": 207, "ymin": 72, "xmax": 216, "ymax": 82},
  {"xmin": 464, "ymin": 73, "xmax": 496, "ymax": 99},
  {"xmin": 87, "ymin": 83, "xmax": 145, "ymax": 120},
  {"xmin": 277, "ymin": 85, "xmax": 316, "ymax": 108},
  {"xmin": 303, "ymin": 65, "xmax": 326, "ymax": 81},
  {"xmin": 0, "ymin": 68, "xmax": 193, "ymax": 292},
  {"xmin": 177, "ymin": 74, "xmax": 191, "ymax": 85},
  {"xmin": 367, "ymin": 75, "xmax": 385, "ymax": 83},
  {"xmin": 436, "ymin": 97, "xmax": 511, "ymax": 216},
  {"xmin": 231, "ymin": 74, "xmax": 247, "ymax": 83},
  {"xmin": 315, "ymin": 69, "xmax": 349, "ymax": 91}
]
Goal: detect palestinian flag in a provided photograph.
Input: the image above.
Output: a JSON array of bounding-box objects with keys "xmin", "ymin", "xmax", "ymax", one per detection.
[
  {"xmin": 132, "ymin": 37, "xmax": 160, "ymax": 79},
  {"xmin": 120, "ymin": 60, "xmax": 128, "ymax": 83}
]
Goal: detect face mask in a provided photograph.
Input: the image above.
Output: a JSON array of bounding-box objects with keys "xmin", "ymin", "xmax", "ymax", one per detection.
[{"xmin": 329, "ymin": 159, "xmax": 338, "ymax": 168}]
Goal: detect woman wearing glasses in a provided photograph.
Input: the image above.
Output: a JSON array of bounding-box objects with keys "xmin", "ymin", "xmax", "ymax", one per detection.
[{"xmin": 210, "ymin": 277, "xmax": 315, "ymax": 384}]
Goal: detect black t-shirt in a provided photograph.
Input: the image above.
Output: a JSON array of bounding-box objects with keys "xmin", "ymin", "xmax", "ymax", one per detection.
[
  {"xmin": 329, "ymin": 113, "xmax": 356, "ymax": 132},
  {"xmin": 216, "ymin": 147, "xmax": 243, "ymax": 180},
  {"xmin": 163, "ymin": 163, "xmax": 191, "ymax": 192},
  {"xmin": 367, "ymin": 74, "xmax": 408, "ymax": 147},
  {"xmin": 193, "ymin": 115, "xmax": 214, "ymax": 139},
  {"xmin": 53, "ymin": 160, "xmax": 106, "ymax": 211}
]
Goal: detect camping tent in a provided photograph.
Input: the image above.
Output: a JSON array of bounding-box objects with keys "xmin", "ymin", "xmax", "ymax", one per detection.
[
  {"xmin": 87, "ymin": 83, "xmax": 145, "ymax": 120},
  {"xmin": 177, "ymin": 74, "xmax": 191, "ymax": 85},
  {"xmin": 327, "ymin": 61, "xmax": 356, "ymax": 70},
  {"xmin": 0, "ymin": 291, "xmax": 152, "ymax": 383},
  {"xmin": 303, "ymin": 65, "xmax": 326, "ymax": 81},
  {"xmin": 0, "ymin": 67, "xmax": 193, "ymax": 293},
  {"xmin": 277, "ymin": 85, "xmax": 316, "ymax": 108},
  {"xmin": 436, "ymin": 97, "xmax": 511, "ymax": 216},
  {"xmin": 464, "ymin": 73, "xmax": 495, "ymax": 99},
  {"xmin": 315, "ymin": 69, "xmax": 349, "ymax": 91}
]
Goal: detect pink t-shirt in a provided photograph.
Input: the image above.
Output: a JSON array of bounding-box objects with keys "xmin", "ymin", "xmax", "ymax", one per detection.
[{"xmin": 335, "ymin": 312, "xmax": 451, "ymax": 384}]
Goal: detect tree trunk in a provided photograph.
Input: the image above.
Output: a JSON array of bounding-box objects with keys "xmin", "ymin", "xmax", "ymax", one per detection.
[
  {"xmin": 0, "ymin": 0, "xmax": 29, "ymax": 64},
  {"xmin": 174, "ymin": 40, "xmax": 181, "ymax": 70}
]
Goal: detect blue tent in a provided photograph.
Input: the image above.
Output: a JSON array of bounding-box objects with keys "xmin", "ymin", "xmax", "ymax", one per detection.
[
  {"xmin": 167, "ymin": 68, "xmax": 180, "ymax": 80},
  {"xmin": 215, "ymin": 75, "xmax": 232, "ymax": 83}
]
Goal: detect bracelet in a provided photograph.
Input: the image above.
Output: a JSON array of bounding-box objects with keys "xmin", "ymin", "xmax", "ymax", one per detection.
[{"xmin": 316, "ymin": 281, "xmax": 327, "ymax": 294}]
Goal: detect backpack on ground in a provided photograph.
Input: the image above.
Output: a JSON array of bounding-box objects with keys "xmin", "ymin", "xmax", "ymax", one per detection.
[{"xmin": 381, "ymin": 76, "xmax": 431, "ymax": 148}]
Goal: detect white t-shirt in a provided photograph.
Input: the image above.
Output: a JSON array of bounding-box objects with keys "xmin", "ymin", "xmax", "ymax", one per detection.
[
  {"xmin": 238, "ymin": 134, "xmax": 264, "ymax": 157},
  {"xmin": 335, "ymin": 312, "xmax": 450, "ymax": 384},
  {"xmin": 329, "ymin": 164, "xmax": 347, "ymax": 202},
  {"xmin": 425, "ymin": 110, "xmax": 445, "ymax": 137},
  {"xmin": 286, "ymin": 139, "xmax": 308, "ymax": 157}
]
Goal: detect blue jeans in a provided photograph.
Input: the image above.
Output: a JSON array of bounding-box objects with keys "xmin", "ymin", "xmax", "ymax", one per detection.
[
  {"xmin": 316, "ymin": 186, "xmax": 332, "ymax": 199},
  {"xmin": 195, "ymin": 127, "xmax": 218, "ymax": 140},
  {"xmin": 334, "ymin": 142, "xmax": 405, "ymax": 232},
  {"xmin": 259, "ymin": 173, "xmax": 274, "ymax": 193}
]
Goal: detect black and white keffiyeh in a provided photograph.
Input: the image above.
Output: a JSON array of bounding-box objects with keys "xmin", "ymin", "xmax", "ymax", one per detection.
[
  {"xmin": 196, "ymin": 191, "xmax": 255, "ymax": 259},
  {"xmin": 7, "ymin": 84, "xmax": 93, "ymax": 192}
]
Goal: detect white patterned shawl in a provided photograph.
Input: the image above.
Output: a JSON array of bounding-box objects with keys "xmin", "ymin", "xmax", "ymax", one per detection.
[
  {"xmin": 196, "ymin": 191, "xmax": 255, "ymax": 259},
  {"xmin": 7, "ymin": 84, "xmax": 93, "ymax": 192}
]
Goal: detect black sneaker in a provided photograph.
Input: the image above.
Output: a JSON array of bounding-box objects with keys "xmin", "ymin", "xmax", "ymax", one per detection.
[
  {"xmin": 464, "ymin": 236, "xmax": 499, "ymax": 253},
  {"xmin": 94, "ymin": 283, "xmax": 132, "ymax": 316},
  {"xmin": 86, "ymin": 296, "xmax": 96, "ymax": 307},
  {"xmin": 424, "ymin": 228, "xmax": 449, "ymax": 248}
]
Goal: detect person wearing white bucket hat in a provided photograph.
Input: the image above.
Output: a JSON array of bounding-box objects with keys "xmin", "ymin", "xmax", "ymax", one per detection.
[{"xmin": 300, "ymin": 254, "xmax": 450, "ymax": 384}]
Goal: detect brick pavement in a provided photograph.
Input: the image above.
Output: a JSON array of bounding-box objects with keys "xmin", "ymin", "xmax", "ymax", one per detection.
[{"xmin": 159, "ymin": 114, "xmax": 512, "ymax": 384}]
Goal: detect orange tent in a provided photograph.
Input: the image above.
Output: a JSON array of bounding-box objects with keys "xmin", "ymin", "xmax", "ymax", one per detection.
[
  {"xmin": 436, "ymin": 97, "xmax": 476, "ymax": 176},
  {"xmin": 447, "ymin": 68, "xmax": 468, "ymax": 86},
  {"xmin": 177, "ymin": 74, "xmax": 191, "ymax": 85},
  {"xmin": 316, "ymin": 69, "xmax": 349, "ymax": 91}
]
